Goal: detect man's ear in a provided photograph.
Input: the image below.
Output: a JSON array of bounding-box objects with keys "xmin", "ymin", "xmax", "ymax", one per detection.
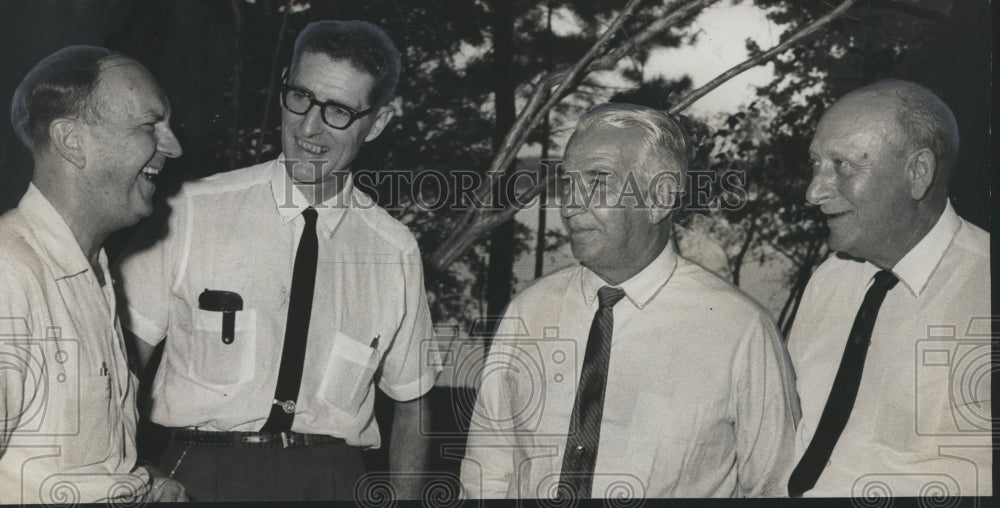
[
  {"xmin": 646, "ymin": 172, "xmax": 680, "ymax": 224},
  {"xmin": 364, "ymin": 105, "xmax": 394, "ymax": 142},
  {"xmin": 906, "ymin": 147, "xmax": 936, "ymax": 200},
  {"xmin": 49, "ymin": 119, "xmax": 86, "ymax": 169}
]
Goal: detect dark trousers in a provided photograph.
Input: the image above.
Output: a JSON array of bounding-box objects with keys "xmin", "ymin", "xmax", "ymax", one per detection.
[{"xmin": 158, "ymin": 439, "xmax": 366, "ymax": 501}]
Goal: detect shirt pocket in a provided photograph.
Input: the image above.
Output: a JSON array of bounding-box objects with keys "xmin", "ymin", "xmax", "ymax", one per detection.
[
  {"xmin": 318, "ymin": 331, "xmax": 379, "ymax": 416},
  {"xmin": 188, "ymin": 308, "xmax": 257, "ymax": 386}
]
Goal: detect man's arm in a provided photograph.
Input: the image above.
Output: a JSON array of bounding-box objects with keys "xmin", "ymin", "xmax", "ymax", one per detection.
[
  {"xmin": 388, "ymin": 397, "xmax": 430, "ymax": 499},
  {"xmin": 380, "ymin": 242, "xmax": 440, "ymax": 498},
  {"xmin": 734, "ymin": 313, "xmax": 801, "ymax": 497},
  {"xmin": 0, "ymin": 266, "xmax": 32, "ymax": 460},
  {"xmin": 459, "ymin": 322, "xmax": 518, "ymax": 499},
  {"xmin": 124, "ymin": 330, "xmax": 158, "ymax": 379}
]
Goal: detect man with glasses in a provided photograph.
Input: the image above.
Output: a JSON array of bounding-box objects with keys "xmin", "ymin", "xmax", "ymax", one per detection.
[{"xmin": 114, "ymin": 20, "xmax": 439, "ymax": 501}]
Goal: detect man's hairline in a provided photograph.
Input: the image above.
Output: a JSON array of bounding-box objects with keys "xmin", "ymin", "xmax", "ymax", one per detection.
[{"xmin": 287, "ymin": 50, "xmax": 381, "ymax": 110}]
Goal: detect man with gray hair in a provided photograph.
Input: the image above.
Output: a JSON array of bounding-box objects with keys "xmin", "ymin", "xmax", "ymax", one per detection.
[
  {"xmin": 114, "ymin": 20, "xmax": 439, "ymax": 501},
  {"xmin": 0, "ymin": 45, "xmax": 184, "ymax": 503},
  {"xmin": 460, "ymin": 103, "xmax": 799, "ymax": 498},
  {"xmin": 787, "ymin": 79, "xmax": 991, "ymax": 497}
]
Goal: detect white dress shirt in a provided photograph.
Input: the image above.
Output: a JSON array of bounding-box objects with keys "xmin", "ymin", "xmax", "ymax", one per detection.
[
  {"xmin": 114, "ymin": 157, "xmax": 440, "ymax": 447},
  {"xmin": 788, "ymin": 202, "xmax": 991, "ymax": 497},
  {"xmin": 0, "ymin": 184, "xmax": 149, "ymax": 504},
  {"xmin": 460, "ymin": 242, "xmax": 800, "ymax": 498}
]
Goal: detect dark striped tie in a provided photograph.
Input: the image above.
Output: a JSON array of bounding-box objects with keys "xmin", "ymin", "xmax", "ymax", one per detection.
[
  {"xmin": 559, "ymin": 285, "xmax": 627, "ymax": 498},
  {"xmin": 788, "ymin": 269, "xmax": 899, "ymax": 497}
]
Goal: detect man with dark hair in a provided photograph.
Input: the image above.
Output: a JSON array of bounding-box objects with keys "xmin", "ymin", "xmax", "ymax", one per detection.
[
  {"xmin": 786, "ymin": 79, "xmax": 991, "ymax": 497},
  {"xmin": 460, "ymin": 103, "xmax": 799, "ymax": 498},
  {"xmin": 114, "ymin": 20, "xmax": 438, "ymax": 501},
  {"xmin": 1, "ymin": 45, "xmax": 184, "ymax": 504}
]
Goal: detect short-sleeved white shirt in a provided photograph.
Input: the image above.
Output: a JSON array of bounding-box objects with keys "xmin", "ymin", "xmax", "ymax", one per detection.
[
  {"xmin": 114, "ymin": 158, "xmax": 440, "ymax": 447},
  {"xmin": 0, "ymin": 184, "xmax": 149, "ymax": 504}
]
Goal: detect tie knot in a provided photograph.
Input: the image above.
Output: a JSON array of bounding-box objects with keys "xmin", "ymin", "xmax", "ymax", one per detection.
[
  {"xmin": 597, "ymin": 286, "xmax": 626, "ymax": 308},
  {"xmin": 301, "ymin": 206, "xmax": 317, "ymax": 225},
  {"xmin": 872, "ymin": 270, "xmax": 899, "ymax": 291}
]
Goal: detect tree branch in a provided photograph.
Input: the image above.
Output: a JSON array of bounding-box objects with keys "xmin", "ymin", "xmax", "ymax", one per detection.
[
  {"xmin": 429, "ymin": 0, "xmax": 862, "ymax": 271},
  {"xmin": 254, "ymin": 0, "xmax": 292, "ymax": 163},
  {"xmin": 476, "ymin": 0, "xmax": 645, "ymax": 199},
  {"xmin": 669, "ymin": 0, "xmax": 860, "ymax": 113}
]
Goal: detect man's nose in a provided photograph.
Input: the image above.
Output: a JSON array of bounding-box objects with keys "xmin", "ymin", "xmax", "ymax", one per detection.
[
  {"xmin": 559, "ymin": 193, "xmax": 586, "ymax": 219},
  {"xmin": 159, "ymin": 125, "xmax": 183, "ymax": 158},
  {"xmin": 557, "ymin": 180, "xmax": 585, "ymax": 218},
  {"xmin": 805, "ymin": 167, "xmax": 833, "ymax": 206},
  {"xmin": 300, "ymin": 105, "xmax": 325, "ymax": 136}
]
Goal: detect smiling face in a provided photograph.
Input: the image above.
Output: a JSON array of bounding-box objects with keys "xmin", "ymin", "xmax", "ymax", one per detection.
[
  {"xmin": 78, "ymin": 58, "xmax": 182, "ymax": 230},
  {"xmin": 559, "ymin": 124, "xmax": 671, "ymax": 284},
  {"xmin": 806, "ymin": 92, "xmax": 922, "ymax": 267},
  {"xmin": 280, "ymin": 51, "xmax": 391, "ymax": 199}
]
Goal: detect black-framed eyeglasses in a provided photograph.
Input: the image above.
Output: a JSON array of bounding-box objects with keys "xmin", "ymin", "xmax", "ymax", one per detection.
[{"xmin": 280, "ymin": 83, "xmax": 373, "ymax": 130}]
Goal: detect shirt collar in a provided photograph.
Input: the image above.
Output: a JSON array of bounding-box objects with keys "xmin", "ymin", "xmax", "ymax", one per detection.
[
  {"xmin": 269, "ymin": 154, "xmax": 369, "ymax": 235},
  {"xmin": 889, "ymin": 202, "xmax": 962, "ymax": 296},
  {"xmin": 17, "ymin": 183, "xmax": 95, "ymax": 280},
  {"xmin": 581, "ymin": 240, "xmax": 679, "ymax": 309}
]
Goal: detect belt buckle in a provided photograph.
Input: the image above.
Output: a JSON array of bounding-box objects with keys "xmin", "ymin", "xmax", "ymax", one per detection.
[
  {"xmin": 274, "ymin": 399, "xmax": 296, "ymax": 414},
  {"xmin": 240, "ymin": 434, "xmax": 270, "ymax": 444}
]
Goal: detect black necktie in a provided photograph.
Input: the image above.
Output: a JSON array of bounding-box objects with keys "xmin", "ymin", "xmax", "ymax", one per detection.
[
  {"xmin": 559, "ymin": 285, "xmax": 627, "ymax": 498},
  {"xmin": 261, "ymin": 207, "xmax": 318, "ymax": 432},
  {"xmin": 788, "ymin": 270, "xmax": 899, "ymax": 497}
]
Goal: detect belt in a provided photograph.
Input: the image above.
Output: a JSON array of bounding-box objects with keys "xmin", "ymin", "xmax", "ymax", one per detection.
[{"xmin": 169, "ymin": 429, "xmax": 345, "ymax": 449}]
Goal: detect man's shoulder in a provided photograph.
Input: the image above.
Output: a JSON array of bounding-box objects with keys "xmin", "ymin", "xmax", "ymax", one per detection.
[
  {"xmin": 802, "ymin": 252, "xmax": 857, "ymax": 288},
  {"xmin": 175, "ymin": 161, "xmax": 272, "ymax": 200},
  {"xmin": 347, "ymin": 195, "xmax": 418, "ymax": 252},
  {"xmin": 0, "ymin": 225, "xmax": 46, "ymax": 299},
  {"xmin": 0, "ymin": 210, "xmax": 45, "ymax": 278},
  {"xmin": 674, "ymin": 255, "xmax": 774, "ymax": 319},
  {"xmin": 953, "ymin": 218, "xmax": 989, "ymax": 260},
  {"xmin": 510, "ymin": 265, "xmax": 580, "ymax": 305}
]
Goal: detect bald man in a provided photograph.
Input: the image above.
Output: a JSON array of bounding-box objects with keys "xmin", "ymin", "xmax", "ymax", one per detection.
[
  {"xmin": 787, "ymin": 79, "xmax": 991, "ymax": 497},
  {"xmin": 0, "ymin": 46, "xmax": 184, "ymax": 503}
]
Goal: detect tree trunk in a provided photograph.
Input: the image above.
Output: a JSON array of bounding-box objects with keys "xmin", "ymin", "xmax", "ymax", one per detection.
[
  {"xmin": 777, "ymin": 239, "xmax": 826, "ymax": 335},
  {"xmin": 731, "ymin": 217, "xmax": 757, "ymax": 287},
  {"xmin": 484, "ymin": 0, "xmax": 517, "ymax": 329},
  {"xmin": 534, "ymin": 3, "xmax": 554, "ymax": 280}
]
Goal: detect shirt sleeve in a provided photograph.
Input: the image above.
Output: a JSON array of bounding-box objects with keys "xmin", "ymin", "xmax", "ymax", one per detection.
[
  {"xmin": 459, "ymin": 307, "xmax": 519, "ymax": 499},
  {"xmin": 112, "ymin": 198, "xmax": 185, "ymax": 346},
  {"xmin": 375, "ymin": 241, "xmax": 441, "ymax": 401},
  {"xmin": 0, "ymin": 263, "xmax": 33, "ymax": 460},
  {"xmin": 732, "ymin": 312, "xmax": 801, "ymax": 497}
]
